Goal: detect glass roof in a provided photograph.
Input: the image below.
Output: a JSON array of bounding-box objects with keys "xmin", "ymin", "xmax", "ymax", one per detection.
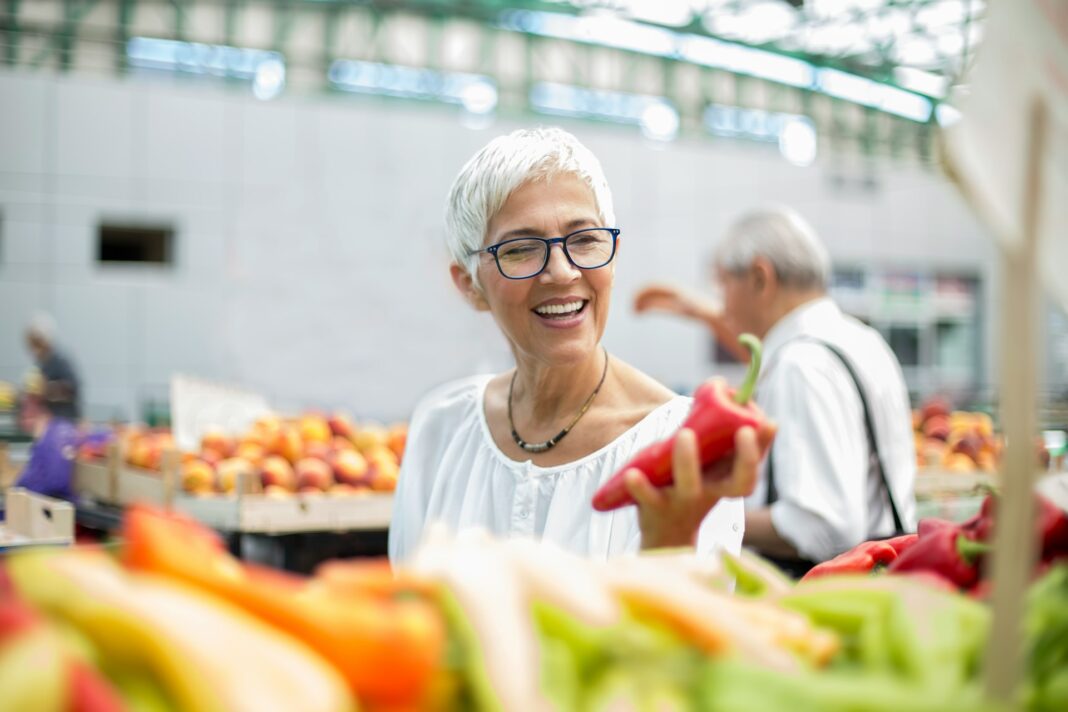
[{"xmin": 529, "ymin": 0, "xmax": 986, "ymax": 98}]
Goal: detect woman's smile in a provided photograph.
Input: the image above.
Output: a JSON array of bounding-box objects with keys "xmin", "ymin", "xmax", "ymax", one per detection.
[{"xmin": 532, "ymin": 297, "xmax": 590, "ymax": 328}]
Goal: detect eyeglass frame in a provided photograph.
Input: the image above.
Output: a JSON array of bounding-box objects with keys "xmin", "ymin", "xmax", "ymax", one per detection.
[{"xmin": 467, "ymin": 227, "xmax": 621, "ymax": 280}]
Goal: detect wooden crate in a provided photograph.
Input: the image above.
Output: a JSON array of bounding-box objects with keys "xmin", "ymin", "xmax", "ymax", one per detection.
[
  {"xmin": 0, "ymin": 488, "xmax": 75, "ymax": 551},
  {"xmin": 73, "ymin": 450, "xmax": 393, "ymax": 534}
]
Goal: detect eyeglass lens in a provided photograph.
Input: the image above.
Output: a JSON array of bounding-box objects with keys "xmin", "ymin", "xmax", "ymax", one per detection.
[{"xmin": 495, "ymin": 229, "xmax": 615, "ymax": 278}]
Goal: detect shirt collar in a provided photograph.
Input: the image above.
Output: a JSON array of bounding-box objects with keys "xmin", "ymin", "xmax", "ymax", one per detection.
[{"xmin": 760, "ymin": 296, "xmax": 839, "ymax": 374}]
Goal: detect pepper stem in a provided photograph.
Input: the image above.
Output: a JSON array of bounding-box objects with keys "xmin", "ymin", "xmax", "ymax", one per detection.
[
  {"xmin": 955, "ymin": 534, "xmax": 990, "ymax": 565},
  {"xmin": 733, "ymin": 334, "xmax": 763, "ymax": 405}
]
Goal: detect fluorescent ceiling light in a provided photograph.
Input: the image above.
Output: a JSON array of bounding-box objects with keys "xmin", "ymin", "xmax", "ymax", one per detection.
[
  {"xmin": 329, "ymin": 59, "xmax": 497, "ymax": 113},
  {"xmin": 530, "ymin": 81, "xmax": 678, "ymax": 141},
  {"xmin": 252, "ymin": 58, "xmax": 286, "ymax": 100},
  {"xmin": 126, "ymin": 37, "xmax": 283, "ymax": 82},
  {"xmin": 893, "ymin": 66, "xmax": 947, "ymax": 98},
  {"xmin": 818, "ymin": 68, "xmax": 932, "ymax": 121},
  {"xmin": 640, "ymin": 101, "xmax": 680, "ymax": 141},
  {"xmin": 779, "ymin": 116, "xmax": 819, "ymax": 166}
]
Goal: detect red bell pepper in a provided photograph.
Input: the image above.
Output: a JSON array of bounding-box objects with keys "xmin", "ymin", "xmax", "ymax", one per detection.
[
  {"xmin": 973, "ymin": 493, "xmax": 1068, "ymax": 560},
  {"xmin": 887, "ymin": 525, "xmax": 989, "ymax": 589},
  {"xmin": 801, "ymin": 540, "xmax": 901, "ymax": 581},
  {"xmin": 917, "ymin": 518, "xmax": 958, "ymax": 538},
  {"xmin": 592, "ymin": 334, "xmax": 766, "ymax": 512}
]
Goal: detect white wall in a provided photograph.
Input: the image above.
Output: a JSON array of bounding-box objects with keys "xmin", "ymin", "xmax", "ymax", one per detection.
[{"xmin": 0, "ymin": 69, "xmax": 999, "ymax": 422}]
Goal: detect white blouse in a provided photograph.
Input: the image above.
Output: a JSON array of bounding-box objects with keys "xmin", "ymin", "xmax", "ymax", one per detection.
[{"xmin": 388, "ymin": 375, "xmax": 745, "ymax": 562}]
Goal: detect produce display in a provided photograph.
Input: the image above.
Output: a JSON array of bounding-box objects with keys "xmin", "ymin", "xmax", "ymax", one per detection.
[
  {"xmin": 87, "ymin": 414, "xmax": 407, "ymax": 497},
  {"xmin": 913, "ymin": 397, "xmax": 1001, "ymax": 473},
  {"xmin": 2, "ymin": 501, "xmax": 1067, "ymax": 711}
]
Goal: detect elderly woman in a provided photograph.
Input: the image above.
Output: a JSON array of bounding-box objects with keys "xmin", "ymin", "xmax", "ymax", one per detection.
[{"xmin": 388, "ymin": 127, "xmax": 773, "ymax": 562}]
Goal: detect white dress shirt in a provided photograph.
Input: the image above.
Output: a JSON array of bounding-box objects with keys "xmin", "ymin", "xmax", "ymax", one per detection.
[
  {"xmin": 389, "ymin": 375, "xmax": 745, "ymax": 563},
  {"xmin": 745, "ymin": 297, "xmax": 917, "ymax": 562}
]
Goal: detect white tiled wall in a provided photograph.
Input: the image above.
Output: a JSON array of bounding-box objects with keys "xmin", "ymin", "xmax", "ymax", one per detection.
[{"xmin": 0, "ymin": 69, "xmax": 999, "ymax": 423}]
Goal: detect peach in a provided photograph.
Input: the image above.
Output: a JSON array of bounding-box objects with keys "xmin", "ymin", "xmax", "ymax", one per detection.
[
  {"xmin": 330, "ymin": 449, "xmax": 370, "ymax": 486},
  {"xmin": 127, "ymin": 437, "xmax": 162, "ymax": 471},
  {"xmin": 331, "ymin": 436, "xmax": 355, "ymax": 452},
  {"xmin": 263, "ymin": 484, "xmax": 291, "ymax": 499},
  {"xmin": 260, "ymin": 455, "xmax": 297, "ymax": 492},
  {"xmin": 269, "ymin": 426, "xmax": 304, "ymax": 464},
  {"xmin": 235, "ymin": 442, "xmax": 267, "ymax": 467},
  {"xmin": 365, "ymin": 445, "xmax": 399, "ymax": 471},
  {"xmin": 299, "ymin": 415, "xmax": 332, "ymax": 445},
  {"xmin": 353, "ymin": 424, "xmax": 389, "ymax": 454},
  {"xmin": 199, "ymin": 447, "xmax": 226, "ymax": 468},
  {"xmin": 200, "ymin": 429, "xmax": 235, "ymax": 458},
  {"xmin": 217, "ymin": 457, "xmax": 256, "ymax": 494},
  {"xmin": 182, "ymin": 459, "xmax": 216, "ymax": 494},
  {"xmin": 387, "ymin": 423, "xmax": 408, "ymax": 462},
  {"xmin": 295, "ymin": 457, "xmax": 334, "ymax": 491},
  {"xmin": 304, "ymin": 440, "xmax": 331, "ymax": 461},
  {"xmin": 942, "ymin": 452, "xmax": 976, "ymax": 473},
  {"xmin": 327, "ymin": 412, "xmax": 356, "ymax": 440},
  {"xmin": 369, "ymin": 463, "xmax": 398, "ymax": 492}
]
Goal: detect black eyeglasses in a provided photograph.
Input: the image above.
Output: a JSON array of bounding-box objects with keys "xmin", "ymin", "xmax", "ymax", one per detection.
[{"xmin": 469, "ymin": 227, "xmax": 620, "ymax": 280}]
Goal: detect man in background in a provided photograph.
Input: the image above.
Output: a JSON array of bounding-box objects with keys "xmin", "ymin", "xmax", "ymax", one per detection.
[
  {"xmin": 635, "ymin": 206, "xmax": 916, "ymax": 576},
  {"xmin": 25, "ymin": 313, "xmax": 81, "ymax": 422}
]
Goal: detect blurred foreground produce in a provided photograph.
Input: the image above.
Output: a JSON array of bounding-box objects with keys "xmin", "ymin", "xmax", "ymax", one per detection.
[{"xmin": 4, "ymin": 504, "xmax": 1068, "ymax": 710}]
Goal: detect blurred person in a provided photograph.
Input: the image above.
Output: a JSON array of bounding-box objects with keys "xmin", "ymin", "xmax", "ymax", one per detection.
[
  {"xmin": 634, "ymin": 207, "xmax": 915, "ymax": 576},
  {"xmin": 13, "ymin": 378, "xmax": 79, "ymax": 502},
  {"xmin": 389, "ymin": 127, "xmax": 775, "ymax": 563},
  {"xmin": 25, "ymin": 312, "xmax": 81, "ymax": 422}
]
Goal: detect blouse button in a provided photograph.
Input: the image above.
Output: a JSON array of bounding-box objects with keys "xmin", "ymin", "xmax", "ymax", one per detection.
[
  {"xmin": 732, "ymin": 522, "xmax": 741, "ymax": 532},
  {"xmin": 518, "ymin": 509, "xmax": 530, "ymax": 520}
]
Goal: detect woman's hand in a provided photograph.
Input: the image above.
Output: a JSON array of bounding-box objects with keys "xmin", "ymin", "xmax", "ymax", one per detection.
[{"xmin": 627, "ymin": 424, "xmax": 776, "ymax": 550}]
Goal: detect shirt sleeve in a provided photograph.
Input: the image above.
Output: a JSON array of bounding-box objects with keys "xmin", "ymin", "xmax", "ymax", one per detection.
[{"xmin": 765, "ymin": 346, "xmax": 870, "ymax": 562}]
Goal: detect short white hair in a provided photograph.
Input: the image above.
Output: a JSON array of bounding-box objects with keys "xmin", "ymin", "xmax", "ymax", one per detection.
[
  {"xmin": 444, "ymin": 127, "xmax": 615, "ymax": 289},
  {"xmin": 27, "ymin": 312, "xmax": 57, "ymax": 344},
  {"xmin": 715, "ymin": 206, "xmax": 831, "ymax": 291}
]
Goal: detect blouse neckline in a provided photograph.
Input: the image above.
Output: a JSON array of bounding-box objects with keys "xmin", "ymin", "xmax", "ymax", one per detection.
[{"xmin": 472, "ymin": 373, "xmax": 689, "ymax": 476}]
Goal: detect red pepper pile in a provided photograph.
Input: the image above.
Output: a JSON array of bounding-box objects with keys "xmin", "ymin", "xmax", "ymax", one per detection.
[
  {"xmin": 592, "ymin": 334, "xmax": 767, "ymax": 512},
  {"xmin": 801, "ymin": 493, "xmax": 1068, "ymax": 594}
]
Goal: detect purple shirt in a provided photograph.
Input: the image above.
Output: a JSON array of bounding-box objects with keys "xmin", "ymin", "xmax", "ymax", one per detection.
[{"xmin": 15, "ymin": 418, "xmax": 79, "ymax": 501}]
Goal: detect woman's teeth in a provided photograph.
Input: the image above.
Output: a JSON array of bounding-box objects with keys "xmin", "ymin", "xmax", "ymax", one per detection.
[{"xmin": 534, "ymin": 300, "xmax": 585, "ymax": 317}]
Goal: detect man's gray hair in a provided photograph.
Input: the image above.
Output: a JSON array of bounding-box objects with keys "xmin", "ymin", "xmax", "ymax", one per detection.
[
  {"xmin": 715, "ymin": 206, "xmax": 831, "ymax": 291},
  {"xmin": 444, "ymin": 126, "xmax": 615, "ymax": 290},
  {"xmin": 27, "ymin": 312, "xmax": 57, "ymax": 344}
]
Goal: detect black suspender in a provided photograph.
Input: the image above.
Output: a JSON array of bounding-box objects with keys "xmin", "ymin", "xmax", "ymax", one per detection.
[{"xmin": 765, "ymin": 339, "xmax": 907, "ymax": 538}]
